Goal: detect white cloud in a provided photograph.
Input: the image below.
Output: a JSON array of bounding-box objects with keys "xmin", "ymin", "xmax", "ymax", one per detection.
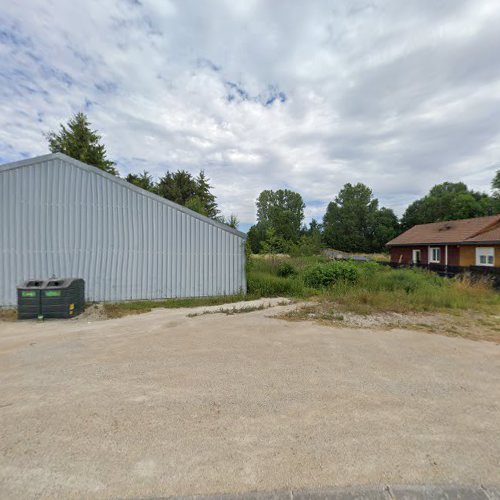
[{"xmin": 1, "ymin": 0, "xmax": 500, "ymax": 227}]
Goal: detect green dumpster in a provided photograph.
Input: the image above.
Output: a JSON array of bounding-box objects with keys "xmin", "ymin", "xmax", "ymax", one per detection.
[
  {"xmin": 17, "ymin": 278, "xmax": 85, "ymax": 319},
  {"xmin": 16, "ymin": 280, "xmax": 46, "ymax": 319},
  {"xmin": 41, "ymin": 278, "xmax": 85, "ymax": 319}
]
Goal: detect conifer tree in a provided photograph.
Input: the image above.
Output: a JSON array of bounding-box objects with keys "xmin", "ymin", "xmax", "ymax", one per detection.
[{"xmin": 46, "ymin": 112, "xmax": 117, "ymax": 175}]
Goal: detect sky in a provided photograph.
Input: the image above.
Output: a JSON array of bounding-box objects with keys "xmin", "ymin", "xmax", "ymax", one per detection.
[{"xmin": 1, "ymin": 0, "xmax": 500, "ymax": 232}]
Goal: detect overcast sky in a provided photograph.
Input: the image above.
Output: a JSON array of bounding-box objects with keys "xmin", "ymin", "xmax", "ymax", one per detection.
[{"xmin": 1, "ymin": 0, "xmax": 500, "ymax": 230}]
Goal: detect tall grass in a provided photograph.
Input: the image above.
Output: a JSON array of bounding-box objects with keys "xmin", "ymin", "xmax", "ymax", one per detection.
[
  {"xmin": 247, "ymin": 255, "xmax": 325, "ymax": 298},
  {"xmin": 247, "ymin": 255, "xmax": 500, "ymax": 314},
  {"xmin": 250, "ymin": 254, "xmax": 327, "ymax": 274}
]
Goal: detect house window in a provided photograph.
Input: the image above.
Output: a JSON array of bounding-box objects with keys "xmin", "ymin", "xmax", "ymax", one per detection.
[
  {"xmin": 429, "ymin": 247, "xmax": 441, "ymax": 263},
  {"xmin": 475, "ymin": 247, "xmax": 494, "ymax": 267}
]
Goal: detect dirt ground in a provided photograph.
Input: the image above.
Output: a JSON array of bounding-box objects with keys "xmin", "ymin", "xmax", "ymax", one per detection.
[
  {"xmin": 281, "ymin": 302, "xmax": 500, "ymax": 343},
  {"xmin": 0, "ymin": 299, "xmax": 499, "ymax": 499}
]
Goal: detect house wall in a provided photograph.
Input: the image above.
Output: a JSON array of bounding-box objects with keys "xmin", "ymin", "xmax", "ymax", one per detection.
[
  {"xmin": 460, "ymin": 245, "xmax": 500, "ymax": 267},
  {"xmin": 0, "ymin": 155, "xmax": 247, "ymax": 306},
  {"xmin": 447, "ymin": 245, "xmax": 460, "ymax": 266},
  {"xmin": 390, "ymin": 245, "xmax": 500, "ymax": 267},
  {"xmin": 390, "ymin": 245, "xmax": 460, "ymax": 265},
  {"xmin": 390, "ymin": 246, "xmax": 428, "ymax": 264},
  {"xmin": 459, "ymin": 246, "xmax": 475, "ymax": 266}
]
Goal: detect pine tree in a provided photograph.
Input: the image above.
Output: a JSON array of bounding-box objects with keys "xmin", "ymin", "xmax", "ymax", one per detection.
[
  {"xmin": 195, "ymin": 170, "xmax": 219, "ymax": 218},
  {"xmin": 156, "ymin": 169, "xmax": 219, "ymax": 218},
  {"xmin": 125, "ymin": 171, "xmax": 156, "ymax": 192},
  {"xmin": 45, "ymin": 112, "xmax": 117, "ymax": 175}
]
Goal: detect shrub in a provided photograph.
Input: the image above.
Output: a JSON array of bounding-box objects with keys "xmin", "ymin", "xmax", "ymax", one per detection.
[
  {"xmin": 356, "ymin": 260, "xmax": 381, "ymax": 276},
  {"xmin": 277, "ymin": 262, "xmax": 296, "ymax": 278},
  {"xmin": 303, "ymin": 261, "xmax": 360, "ymax": 289}
]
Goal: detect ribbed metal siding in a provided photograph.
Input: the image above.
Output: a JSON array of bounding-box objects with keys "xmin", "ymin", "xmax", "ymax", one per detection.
[{"xmin": 0, "ymin": 156, "xmax": 246, "ymax": 306}]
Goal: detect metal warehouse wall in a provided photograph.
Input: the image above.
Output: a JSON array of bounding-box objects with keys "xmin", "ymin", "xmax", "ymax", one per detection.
[{"xmin": 0, "ymin": 154, "xmax": 247, "ymax": 306}]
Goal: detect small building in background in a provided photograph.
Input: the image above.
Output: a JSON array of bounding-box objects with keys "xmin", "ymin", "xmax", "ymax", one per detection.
[
  {"xmin": 0, "ymin": 153, "xmax": 247, "ymax": 306},
  {"xmin": 387, "ymin": 215, "xmax": 500, "ymax": 267}
]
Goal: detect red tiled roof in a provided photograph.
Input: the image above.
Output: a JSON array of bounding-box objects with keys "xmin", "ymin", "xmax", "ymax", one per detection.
[
  {"xmin": 387, "ymin": 215, "xmax": 500, "ymax": 246},
  {"xmin": 466, "ymin": 224, "xmax": 500, "ymax": 243}
]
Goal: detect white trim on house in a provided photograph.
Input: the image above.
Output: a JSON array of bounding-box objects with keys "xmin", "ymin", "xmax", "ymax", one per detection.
[
  {"xmin": 412, "ymin": 249, "xmax": 421, "ymax": 264},
  {"xmin": 429, "ymin": 247, "xmax": 441, "ymax": 263},
  {"xmin": 475, "ymin": 247, "xmax": 495, "ymax": 267}
]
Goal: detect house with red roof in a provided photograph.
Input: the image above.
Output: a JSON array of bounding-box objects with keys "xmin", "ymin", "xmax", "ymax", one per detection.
[{"xmin": 387, "ymin": 215, "xmax": 500, "ymax": 268}]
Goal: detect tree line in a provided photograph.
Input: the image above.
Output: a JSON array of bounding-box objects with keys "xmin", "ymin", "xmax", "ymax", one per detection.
[
  {"xmin": 248, "ymin": 175, "xmax": 500, "ymax": 254},
  {"xmin": 246, "ymin": 184, "xmax": 399, "ymax": 255},
  {"xmin": 47, "ymin": 113, "xmax": 500, "ymax": 253}
]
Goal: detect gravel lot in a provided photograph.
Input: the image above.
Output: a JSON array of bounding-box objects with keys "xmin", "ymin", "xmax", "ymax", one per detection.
[{"xmin": 0, "ymin": 300, "xmax": 499, "ymax": 498}]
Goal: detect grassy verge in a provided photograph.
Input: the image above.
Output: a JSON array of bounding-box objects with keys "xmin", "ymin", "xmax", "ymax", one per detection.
[
  {"xmin": 325, "ymin": 267, "xmax": 499, "ymax": 315},
  {"xmin": 247, "ymin": 255, "xmax": 500, "ymax": 313}
]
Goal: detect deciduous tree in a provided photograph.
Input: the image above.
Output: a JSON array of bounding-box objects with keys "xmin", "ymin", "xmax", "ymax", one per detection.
[
  {"xmin": 323, "ymin": 183, "xmax": 398, "ymax": 252},
  {"xmin": 400, "ymin": 182, "xmax": 496, "ymax": 230},
  {"xmin": 256, "ymin": 189, "xmax": 305, "ymax": 242}
]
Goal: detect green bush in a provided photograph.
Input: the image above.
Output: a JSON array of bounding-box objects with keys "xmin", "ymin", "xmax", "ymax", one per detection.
[
  {"xmin": 277, "ymin": 262, "xmax": 296, "ymax": 277},
  {"xmin": 303, "ymin": 261, "xmax": 360, "ymax": 289}
]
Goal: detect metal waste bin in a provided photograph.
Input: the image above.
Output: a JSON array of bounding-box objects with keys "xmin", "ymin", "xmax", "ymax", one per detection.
[
  {"xmin": 17, "ymin": 278, "xmax": 85, "ymax": 319},
  {"xmin": 17, "ymin": 280, "xmax": 46, "ymax": 319},
  {"xmin": 41, "ymin": 278, "xmax": 85, "ymax": 319}
]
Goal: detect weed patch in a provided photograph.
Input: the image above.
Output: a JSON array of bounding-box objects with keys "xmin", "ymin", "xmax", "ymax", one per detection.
[{"xmin": 0, "ymin": 309, "xmax": 16, "ymax": 321}]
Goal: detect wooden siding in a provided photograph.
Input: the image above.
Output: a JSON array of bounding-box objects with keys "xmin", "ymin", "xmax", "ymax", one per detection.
[
  {"xmin": 390, "ymin": 245, "xmax": 460, "ymax": 265},
  {"xmin": 447, "ymin": 245, "xmax": 460, "ymax": 266},
  {"xmin": 460, "ymin": 245, "xmax": 500, "ymax": 266},
  {"xmin": 390, "ymin": 246, "xmax": 428, "ymax": 264},
  {"xmin": 459, "ymin": 246, "xmax": 475, "ymax": 266}
]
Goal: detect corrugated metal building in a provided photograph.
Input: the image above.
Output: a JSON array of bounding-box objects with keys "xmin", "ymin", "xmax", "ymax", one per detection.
[{"xmin": 0, "ymin": 153, "xmax": 247, "ymax": 306}]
